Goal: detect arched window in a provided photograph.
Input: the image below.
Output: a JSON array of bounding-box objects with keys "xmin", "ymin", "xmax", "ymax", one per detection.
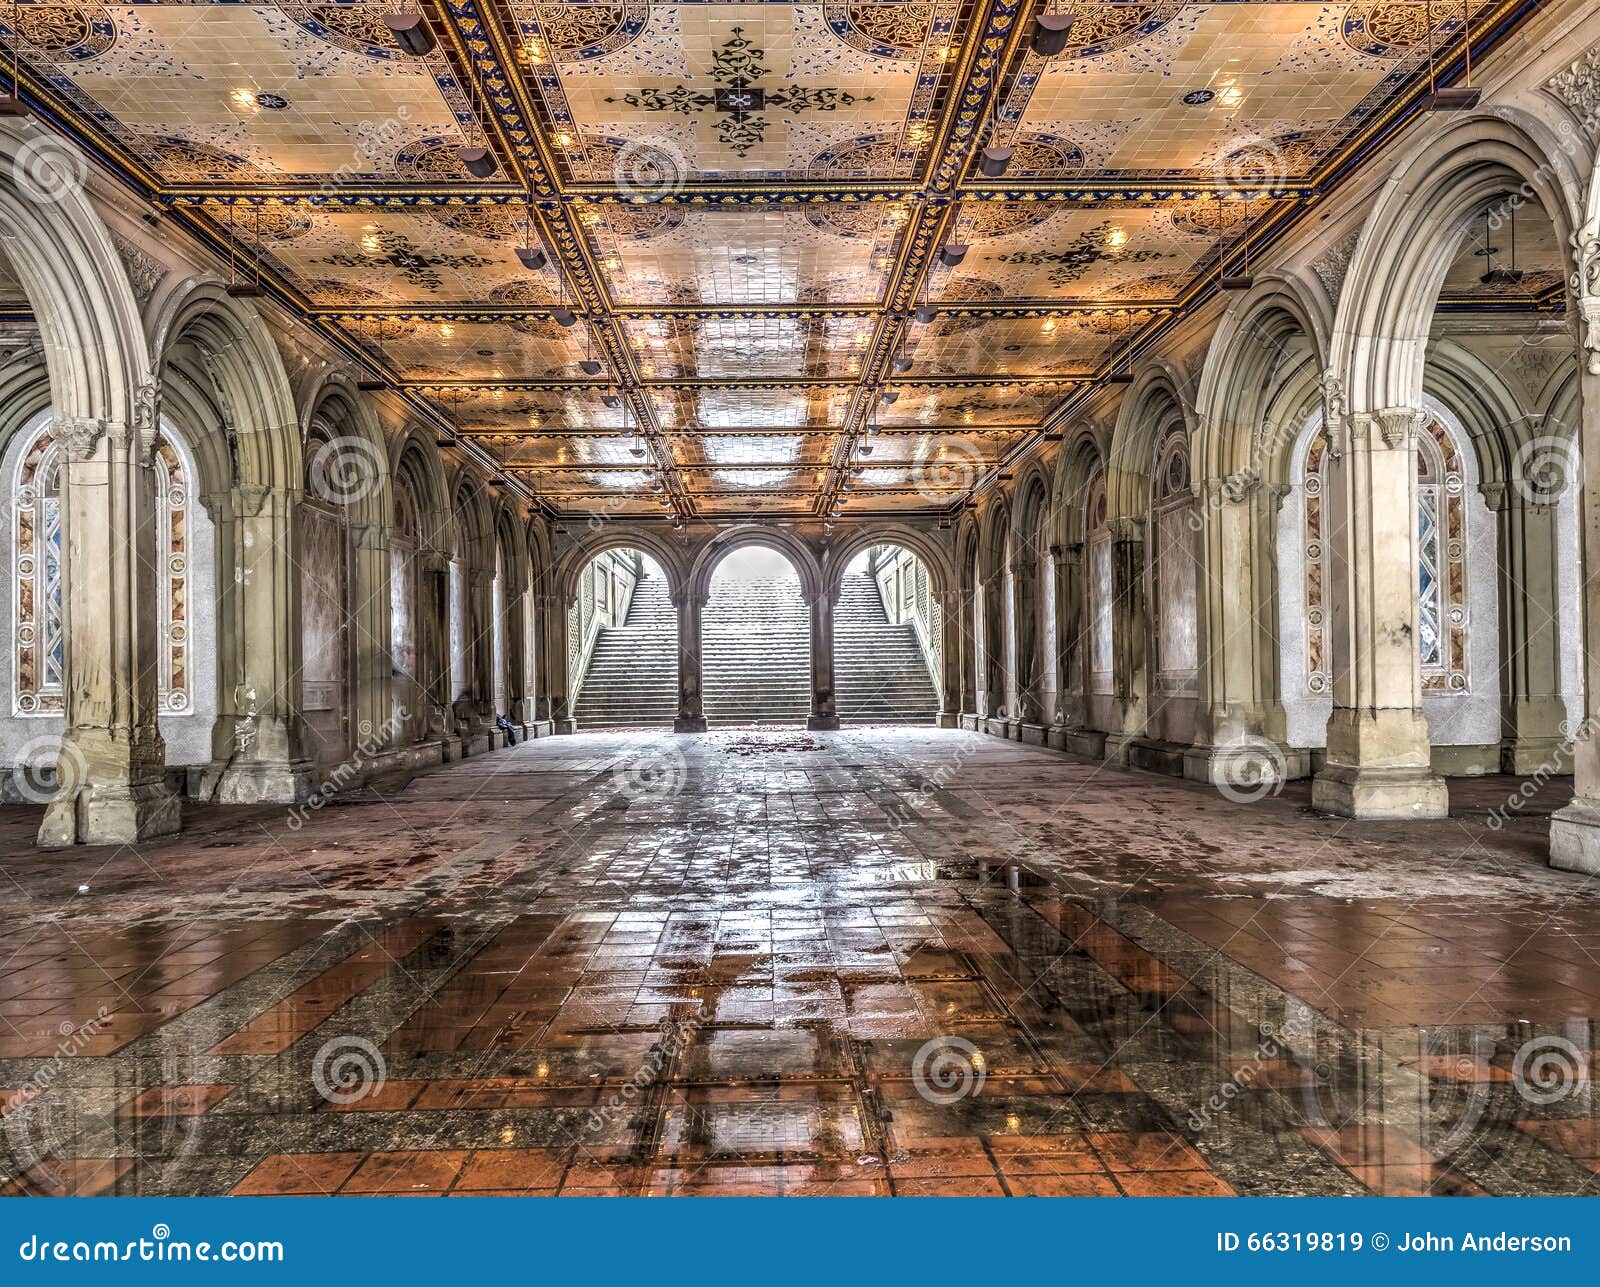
[
  {"xmin": 12, "ymin": 419, "xmax": 191, "ymax": 716},
  {"xmin": 1302, "ymin": 417, "xmax": 1468, "ymax": 695}
]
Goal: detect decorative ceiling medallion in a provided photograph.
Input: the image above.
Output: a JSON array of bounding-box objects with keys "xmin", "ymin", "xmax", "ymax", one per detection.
[
  {"xmin": 1047, "ymin": 1, "xmax": 1187, "ymax": 61},
  {"xmin": 10, "ymin": 3, "xmax": 118, "ymax": 60},
  {"xmin": 825, "ymin": 1, "xmax": 936, "ymax": 61},
  {"xmin": 530, "ymin": 2, "xmax": 649, "ymax": 61},
  {"xmin": 272, "ymin": 1, "xmax": 405, "ymax": 61},
  {"xmin": 1341, "ymin": 2, "xmax": 1436, "ymax": 57},
  {"xmin": 604, "ymin": 25, "xmax": 875, "ymax": 159},
  {"xmin": 133, "ymin": 136, "xmax": 272, "ymax": 184}
]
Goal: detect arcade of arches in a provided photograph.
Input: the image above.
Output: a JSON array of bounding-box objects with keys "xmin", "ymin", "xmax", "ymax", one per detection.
[{"xmin": 3, "ymin": 1, "xmax": 1600, "ymax": 1198}]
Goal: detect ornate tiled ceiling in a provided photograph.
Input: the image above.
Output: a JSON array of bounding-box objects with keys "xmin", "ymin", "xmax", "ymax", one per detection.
[{"xmin": 0, "ymin": 0, "xmax": 1528, "ymax": 520}]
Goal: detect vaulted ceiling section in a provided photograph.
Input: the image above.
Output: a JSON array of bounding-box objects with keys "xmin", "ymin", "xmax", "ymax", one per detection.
[{"xmin": 0, "ymin": 1, "xmax": 1542, "ymax": 520}]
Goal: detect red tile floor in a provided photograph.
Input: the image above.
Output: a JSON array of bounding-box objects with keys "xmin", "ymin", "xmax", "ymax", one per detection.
[{"xmin": 0, "ymin": 728, "xmax": 1595, "ymax": 1196}]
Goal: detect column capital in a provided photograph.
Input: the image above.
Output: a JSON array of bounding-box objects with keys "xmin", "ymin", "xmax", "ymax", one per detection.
[
  {"xmin": 1572, "ymin": 225, "xmax": 1600, "ymax": 375},
  {"xmin": 1106, "ymin": 515, "xmax": 1144, "ymax": 543},
  {"xmin": 1351, "ymin": 407, "xmax": 1427, "ymax": 450}
]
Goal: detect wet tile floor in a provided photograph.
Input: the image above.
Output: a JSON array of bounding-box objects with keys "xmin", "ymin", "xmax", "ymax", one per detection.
[{"xmin": 0, "ymin": 727, "xmax": 1595, "ymax": 1196}]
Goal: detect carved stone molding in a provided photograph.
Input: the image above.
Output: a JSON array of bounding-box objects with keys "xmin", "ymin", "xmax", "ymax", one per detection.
[
  {"xmin": 1547, "ymin": 44, "xmax": 1600, "ymax": 120},
  {"xmin": 55, "ymin": 415, "xmax": 109, "ymax": 460},
  {"xmin": 1320, "ymin": 369, "xmax": 1349, "ymax": 451},
  {"xmin": 1311, "ymin": 231, "xmax": 1360, "ymax": 305},
  {"xmin": 1106, "ymin": 515, "xmax": 1144, "ymax": 543},
  {"xmin": 1571, "ymin": 226, "xmax": 1600, "ymax": 375},
  {"xmin": 1353, "ymin": 407, "xmax": 1428, "ymax": 450},
  {"xmin": 111, "ymin": 234, "xmax": 165, "ymax": 310},
  {"xmin": 1478, "ymin": 480, "xmax": 1509, "ymax": 512}
]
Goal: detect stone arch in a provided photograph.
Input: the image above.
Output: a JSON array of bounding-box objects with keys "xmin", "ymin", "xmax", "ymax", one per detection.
[
  {"xmin": 820, "ymin": 522, "xmax": 952, "ymax": 603},
  {"xmin": 555, "ymin": 525, "xmax": 687, "ymax": 604},
  {"xmin": 0, "ymin": 123, "xmax": 180, "ymax": 844},
  {"xmin": 1106, "ymin": 362, "xmax": 1193, "ymax": 521},
  {"xmin": 688, "ymin": 524, "xmax": 822, "ymax": 605},
  {"xmin": 1333, "ymin": 111, "xmax": 1584, "ymax": 416},
  {"xmin": 1193, "ymin": 271, "xmax": 1331, "ymax": 486},
  {"xmin": 389, "ymin": 423, "xmax": 453, "ymax": 558},
  {"xmin": 1008, "ymin": 461, "xmax": 1055, "ymax": 727},
  {"xmin": 954, "ymin": 512, "xmax": 981, "ymax": 720},
  {"xmin": 446, "ymin": 464, "xmax": 496, "ymax": 742},
  {"xmin": 152, "ymin": 278, "xmax": 314, "ymax": 799},
  {"xmin": 1050, "ymin": 428, "xmax": 1107, "ymax": 736}
]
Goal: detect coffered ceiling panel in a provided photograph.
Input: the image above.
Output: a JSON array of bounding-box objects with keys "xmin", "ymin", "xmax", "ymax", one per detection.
[
  {"xmin": 15, "ymin": 3, "xmax": 469, "ymax": 183},
  {"xmin": 586, "ymin": 204, "xmax": 906, "ymax": 305},
  {"xmin": 511, "ymin": 1, "xmax": 971, "ymax": 183},
  {"xmin": 1, "ymin": 0, "xmax": 1531, "ymax": 522}
]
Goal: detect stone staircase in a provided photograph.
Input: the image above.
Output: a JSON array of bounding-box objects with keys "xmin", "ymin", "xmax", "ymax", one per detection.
[
  {"xmin": 703, "ymin": 577, "xmax": 812, "ymax": 725},
  {"xmin": 572, "ymin": 574, "xmax": 678, "ymax": 728},
  {"xmin": 835, "ymin": 572, "xmax": 940, "ymax": 725}
]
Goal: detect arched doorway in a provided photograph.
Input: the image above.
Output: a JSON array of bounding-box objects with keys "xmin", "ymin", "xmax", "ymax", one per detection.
[
  {"xmin": 834, "ymin": 545, "xmax": 940, "ymax": 724},
  {"xmin": 570, "ymin": 548, "xmax": 678, "ymax": 729},
  {"xmin": 703, "ymin": 546, "xmax": 809, "ymax": 725}
]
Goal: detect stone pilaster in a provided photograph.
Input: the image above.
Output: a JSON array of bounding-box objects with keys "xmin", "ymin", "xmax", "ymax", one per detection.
[
  {"xmin": 213, "ymin": 481, "xmax": 316, "ymax": 804},
  {"xmin": 39, "ymin": 407, "xmax": 181, "ymax": 846},
  {"xmin": 806, "ymin": 589, "xmax": 839, "ymax": 731},
  {"xmin": 673, "ymin": 587, "xmax": 708, "ymax": 733},
  {"xmin": 1103, "ymin": 516, "xmax": 1147, "ymax": 763},
  {"xmin": 935, "ymin": 591, "xmax": 960, "ymax": 727},
  {"xmin": 1312, "ymin": 403, "xmax": 1447, "ymax": 819},
  {"xmin": 1009, "ymin": 549, "xmax": 1041, "ymax": 726},
  {"xmin": 1051, "ymin": 543, "xmax": 1085, "ymax": 732},
  {"xmin": 1185, "ymin": 477, "xmax": 1302, "ymax": 785}
]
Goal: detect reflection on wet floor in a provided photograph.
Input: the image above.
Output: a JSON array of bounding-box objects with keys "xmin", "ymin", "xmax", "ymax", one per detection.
[{"xmin": 0, "ymin": 728, "xmax": 1594, "ymax": 1196}]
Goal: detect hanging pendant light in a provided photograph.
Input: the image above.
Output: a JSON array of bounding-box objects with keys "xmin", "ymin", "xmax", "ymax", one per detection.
[
  {"xmin": 225, "ymin": 204, "xmax": 265, "ymax": 298},
  {"xmin": 1031, "ymin": 14, "xmax": 1075, "ymax": 58},
  {"xmin": 1423, "ymin": 1, "xmax": 1481, "ymax": 110},
  {"xmin": 386, "ymin": 11, "xmax": 437, "ymax": 57},
  {"xmin": 937, "ymin": 243, "xmax": 968, "ymax": 268},
  {"xmin": 0, "ymin": 2, "xmax": 30, "ymax": 115}
]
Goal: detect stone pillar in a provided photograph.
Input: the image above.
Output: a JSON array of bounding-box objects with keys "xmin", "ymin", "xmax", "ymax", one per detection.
[
  {"xmin": 214, "ymin": 481, "xmax": 316, "ymax": 804},
  {"xmin": 957, "ymin": 584, "xmax": 977, "ymax": 722},
  {"xmin": 1010, "ymin": 549, "xmax": 1041, "ymax": 728},
  {"xmin": 936, "ymin": 592, "xmax": 960, "ymax": 727},
  {"xmin": 1185, "ymin": 477, "xmax": 1301, "ymax": 785},
  {"xmin": 979, "ymin": 576, "xmax": 1004, "ymax": 724},
  {"xmin": 418, "ymin": 554, "xmax": 456, "ymax": 750},
  {"xmin": 39, "ymin": 406, "xmax": 181, "ymax": 846},
  {"xmin": 1104, "ymin": 516, "xmax": 1147, "ymax": 762},
  {"xmin": 806, "ymin": 589, "xmax": 839, "ymax": 731},
  {"xmin": 466, "ymin": 567, "xmax": 496, "ymax": 737},
  {"xmin": 1312, "ymin": 403, "xmax": 1447, "ymax": 818},
  {"xmin": 541, "ymin": 593, "xmax": 576, "ymax": 734},
  {"xmin": 1550, "ymin": 257, "xmax": 1600, "ymax": 871},
  {"xmin": 1482, "ymin": 481, "xmax": 1568, "ymax": 773},
  {"xmin": 351, "ymin": 523, "xmax": 393, "ymax": 752},
  {"xmin": 673, "ymin": 587, "xmax": 708, "ymax": 732},
  {"xmin": 1051, "ymin": 543, "xmax": 1085, "ymax": 732}
]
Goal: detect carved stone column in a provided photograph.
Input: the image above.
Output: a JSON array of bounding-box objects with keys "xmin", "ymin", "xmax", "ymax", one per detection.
[
  {"xmin": 350, "ymin": 522, "xmax": 393, "ymax": 753},
  {"xmin": 1104, "ymin": 515, "xmax": 1147, "ymax": 762},
  {"xmin": 214, "ymin": 480, "xmax": 315, "ymax": 804},
  {"xmin": 1481, "ymin": 480, "xmax": 1568, "ymax": 773},
  {"xmin": 1185, "ymin": 477, "xmax": 1301, "ymax": 785},
  {"xmin": 541, "ymin": 592, "xmax": 576, "ymax": 734},
  {"xmin": 1051, "ymin": 543, "xmax": 1085, "ymax": 733},
  {"xmin": 673, "ymin": 586, "xmax": 708, "ymax": 732},
  {"xmin": 806, "ymin": 589, "xmax": 839, "ymax": 731},
  {"xmin": 1312, "ymin": 399, "xmax": 1447, "ymax": 818},
  {"xmin": 39, "ymin": 405, "xmax": 181, "ymax": 846},
  {"xmin": 1009, "ymin": 549, "xmax": 1041, "ymax": 729},
  {"xmin": 979, "ymin": 575, "xmax": 1004, "ymax": 724},
  {"xmin": 418, "ymin": 554, "xmax": 456, "ymax": 751},
  {"xmin": 1551, "ymin": 235, "xmax": 1600, "ymax": 870},
  {"xmin": 936, "ymin": 591, "xmax": 960, "ymax": 727}
]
